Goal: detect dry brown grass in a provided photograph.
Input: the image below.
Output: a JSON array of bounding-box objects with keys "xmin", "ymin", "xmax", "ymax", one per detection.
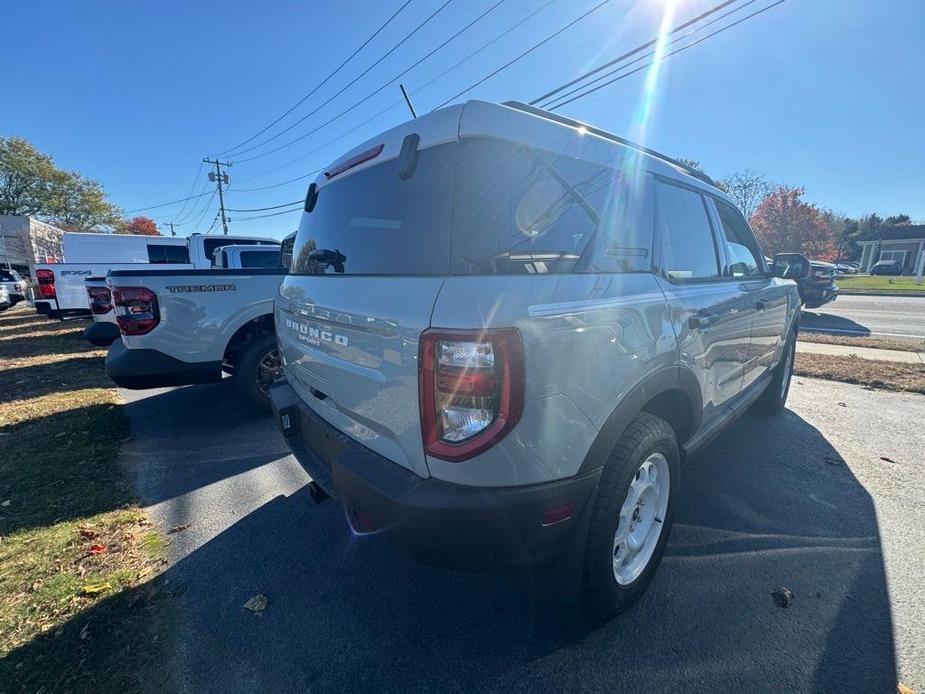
[
  {"xmin": 0, "ymin": 305, "xmax": 171, "ymax": 693},
  {"xmin": 798, "ymin": 331, "xmax": 925, "ymax": 354},
  {"xmin": 795, "ymin": 352, "xmax": 925, "ymax": 394}
]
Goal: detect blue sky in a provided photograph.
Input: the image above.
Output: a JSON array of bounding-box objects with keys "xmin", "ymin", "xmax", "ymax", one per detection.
[{"xmin": 5, "ymin": 0, "xmax": 924, "ymax": 240}]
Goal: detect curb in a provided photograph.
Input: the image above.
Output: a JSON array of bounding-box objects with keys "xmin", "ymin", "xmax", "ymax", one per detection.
[{"xmin": 838, "ymin": 289, "xmax": 925, "ymax": 298}]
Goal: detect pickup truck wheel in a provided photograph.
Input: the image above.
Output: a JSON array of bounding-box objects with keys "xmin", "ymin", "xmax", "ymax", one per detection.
[
  {"xmin": 581, "ymin": 413, "xmax": 679, "ymax": 622},
  {"xmin": 755, "ymin": 330, "xmax": 796, "ymax": 415},
  {"xmin": 233, "ymin": 333, "xmax": 281, "ymax": 409}
]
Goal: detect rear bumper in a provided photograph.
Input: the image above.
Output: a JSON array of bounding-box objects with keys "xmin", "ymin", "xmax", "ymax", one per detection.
[
  {"xmin": 105, "ymin": 339, "xmax": 222, "ymax": 389},
  {"xmin": 34, "ymin": 301, "xmax": 52, "ymax": 315},
  {"xmin": 270, "ymin": 380, "xmax": 600, "ymax": 572},
  {"xmin": 84, "ymin": 320, "xmax": 120, "ymax": 347}
]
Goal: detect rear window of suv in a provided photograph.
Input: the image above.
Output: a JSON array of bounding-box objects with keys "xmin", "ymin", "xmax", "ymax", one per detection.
[{"xmin": 291, "ymin": 137, "xmax": 655, "ymax": 276}]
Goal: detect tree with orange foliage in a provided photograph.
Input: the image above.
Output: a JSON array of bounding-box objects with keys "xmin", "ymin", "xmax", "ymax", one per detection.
[
  {"xmin": 749, "ymin": 186, "xmax": 837, "ymax": 261},
  {"xmin": 117, "ymin": 215, "xmax": 161, "ymax": 236}
]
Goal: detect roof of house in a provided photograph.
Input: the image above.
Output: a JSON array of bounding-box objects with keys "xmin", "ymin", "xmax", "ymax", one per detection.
[{"xmin": 869, "ymin": 225, "xmax": 925, "ymax": 241}]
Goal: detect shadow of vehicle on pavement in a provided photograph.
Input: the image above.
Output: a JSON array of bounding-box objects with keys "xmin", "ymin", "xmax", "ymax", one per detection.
[
  {"xmin": 800, "ymin": 310, "xmax": 871, "ymax": 336},
  {"xmin": 2, "ymin": 404, "xmax": 897, "ymax": 693}
]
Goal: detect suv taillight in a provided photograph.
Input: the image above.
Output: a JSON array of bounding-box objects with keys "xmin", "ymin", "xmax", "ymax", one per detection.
[
  {"xmin": 87, "ymin": 286, "xmax": 113, "ymax": 315},
  {"xmin": 35, "ymin": 269, "xmax": 56, "ymax": 299},
  {"xmin": 419, "ymin": 328, "xmax": 524, "ymax": 462},
  {"xmin": 112, "ymin": 287, "xmax": 159, "ymax": 335}
]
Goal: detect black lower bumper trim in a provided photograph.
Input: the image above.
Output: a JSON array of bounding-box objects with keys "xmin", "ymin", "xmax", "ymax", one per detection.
[
  {"xmin": 84, "ymin": 320, "xmax": 121, "ymax": 347},
  {"xmin": 270, "ymin": 380, "xmax": 600, "ymax": 572},
  {"xmin": 105, "ymin": 340, "xmax": 222, "ymax": 389}
]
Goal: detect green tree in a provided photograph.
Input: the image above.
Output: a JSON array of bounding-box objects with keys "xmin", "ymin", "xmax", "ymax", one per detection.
[
  {"xmin": 46, "ymin": 170, "xmax": 120, "ymax": 231},
  {"xmin": 0, "ymin": 137, "xmax": 57, "ymax": 216},
  {"xmin": 884, "ymin": 213, "xmax": 912, "ymax": 226}
]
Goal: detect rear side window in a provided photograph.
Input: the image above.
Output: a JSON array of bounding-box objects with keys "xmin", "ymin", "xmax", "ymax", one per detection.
[
  {"xmin": 240, "ymin": 250, "xmax": 281, "ymax": 268},
  {"xmin": 713, "ymin": 199, "xmax": 763, "ymax": 277},
  {"xmin": 291, "ymin": 143, "xmax": 456, "ymax": 275},
  {"xmin": 202, "ymin": 238, "xmax": 276, "ymax": 259},
  {"xmin": 656, "ymin": 182, "xmax": 720, "ymax": 280},
  {"xmin": 451, "ymin": 138, "xmax": 654, "ymax": 275},
  {"xmin": 147, "ymin": 244, "xmax": 190, "ymax": 264}
]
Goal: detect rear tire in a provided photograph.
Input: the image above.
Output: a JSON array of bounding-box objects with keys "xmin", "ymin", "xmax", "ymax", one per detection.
[
  {"xmin": 232, "ymin": 333, "xmax": 281, "ymax": 410},
  {"xmin": 581, "ymin": 413, "xmax": 680, "ymax": 622},
  {"xmin": 755, "ymin": 330, "xmax": 796, "ymax": 414}
]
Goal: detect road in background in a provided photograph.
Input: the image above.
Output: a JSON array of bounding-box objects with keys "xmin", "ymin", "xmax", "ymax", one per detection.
[
  {"xmin": 802, "ymin": 293, "xmax": 925, "ymax": 340},
  {"xmin": 119, "ymin": 378, "xmax": 924, "ymax": 693}
]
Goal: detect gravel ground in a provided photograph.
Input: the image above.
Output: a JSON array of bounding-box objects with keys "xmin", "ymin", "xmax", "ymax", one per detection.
[{"xmin": 118, "ymin": 376, "xmax": 924, "ymax": 693}]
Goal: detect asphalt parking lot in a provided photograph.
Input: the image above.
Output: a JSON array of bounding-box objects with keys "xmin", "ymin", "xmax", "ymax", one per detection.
[
  {"xmin": 119, "ymin": 377, "xmax": 924, "ymax": 693},
  {"xmin": 801, "ymin": 293, "xmax": 925, "ymax": 339}
]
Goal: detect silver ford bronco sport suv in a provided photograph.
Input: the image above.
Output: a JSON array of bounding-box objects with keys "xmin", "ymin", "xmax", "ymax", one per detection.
[{"xmin": 270, "ymin": 100, "xmax": 810, "ymax": 620}]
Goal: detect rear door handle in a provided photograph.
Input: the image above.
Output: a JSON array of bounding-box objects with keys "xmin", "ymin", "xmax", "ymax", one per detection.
[{"xmin": 688, "ymin": 313, "xmax": 720, "ymax": 330}]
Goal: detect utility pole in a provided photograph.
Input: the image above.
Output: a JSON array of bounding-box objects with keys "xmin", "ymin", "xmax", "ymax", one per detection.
[
  {"xmin": 203, "ymin": 158, "xmax": 232, "ymax": 235},
  {"xmin": 165, "ymin": 222, "xmax": 179, "ymax": 237}
]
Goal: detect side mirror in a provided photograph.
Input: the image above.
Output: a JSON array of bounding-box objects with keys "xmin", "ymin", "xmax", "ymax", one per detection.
[{"xmin": 771, "ymin": 252, "xmax": 812, "ymax": 280}]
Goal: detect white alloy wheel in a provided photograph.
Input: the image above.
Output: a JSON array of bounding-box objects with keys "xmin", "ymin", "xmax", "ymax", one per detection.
[{"xmin": 612, "ymin": 452, "xmax": 671, "ymax": 586}]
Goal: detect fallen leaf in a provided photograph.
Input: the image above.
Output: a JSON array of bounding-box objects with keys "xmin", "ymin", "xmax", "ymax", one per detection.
[
  {"xmin": 880, "ymin": 456, "xmax": 898, "ymax": 464},
  {"xmin": 0, "ymin": 499, "xmax": 9, "ymax": 507},
  {"xmin": 81, "ymin": 582, "xmax": 112, "ymax": 596},
  {"xmin": 837, "ymin": 402, "xmax": 847, "ymax": 407},
  {"xmin": 898, "ymin": 683, "xmax": 915, "ymax": 694},
  {"xmin": 88, "ymin": 544, "xmax": 106, "ymax": 554},
  {"xmin": 243, "ymin": 594, "xmax": 268, "ymax": 613},
  {"xmin": 771, "ymin": 586, "xmax": 793, "ymax": 608},
  {"xmin": 167, "ymin": 523, "xmax": 191, "ymax": 535}
]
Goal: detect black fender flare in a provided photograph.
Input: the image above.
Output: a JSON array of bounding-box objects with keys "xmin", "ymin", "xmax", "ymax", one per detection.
[{"xmin": 578, "ymin": 365, "xmax": 702, "ymax": 475}]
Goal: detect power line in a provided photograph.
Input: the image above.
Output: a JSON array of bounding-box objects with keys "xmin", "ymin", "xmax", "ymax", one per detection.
[
  {"xmin": 229, "ymin": 0, "xmax": 455, "ymax": 160},
  {"xmin": 538, "ymin": 0, "xmax": 759, "ymax": 109},
  {"xmin": 220, "ymin": 0, "xmax": 413, "ymax": 156},
  {"xmin": 188, "ymin": 190, "xmax": 217, "ymax": 232},
  {"xmin": 231, "ymin": 205, "xmax": 304, "ymax": 222},
  {"xmin": 546, "ymin": 0, "xmax": 787, "ymax": 111},
  {"xmin": 233, "ymin": 169, "xmax": 323, "ymax": 193},
  {"xmin": 203, "ymin": 158, "xmax": 233, "ymax": 235},
  {"xmin": 226, "ymin": 200, "xmax": 302, "ymax": 212},
  {"xmin": 233, "ymin": 0, "xmax": 505, "ymax": 164},
  {"xmin": 168, "ymin": 161, "xmax": 205, "ymax": 222},
  {"xmin": 432, "ymin": 0, "xmax": 614, "ymax": 110},
  {"xmin": 530, "ymin": 0, "xmax": 741, "ymax": 107},
  {"xmin": 124, "ymin": 189, "xmax": 213, "ymax": 214}
]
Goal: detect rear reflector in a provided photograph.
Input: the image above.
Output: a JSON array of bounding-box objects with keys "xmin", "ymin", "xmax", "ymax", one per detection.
[
  {"xmin": 112, "ymin": 286, "xmax": 159, "ymax": 335},
  {"xmin": 324, "ymin": 143, "xmax": 384, "ymax": 180},
  {"xmin": 419, "ymin": 328, "xmax": 524, "ymax": 462},
  {"xmin": 87, "ymin": 286, "xmax": 113, "ymax": 315},
  {"xmin": 542, "ymin": 502, "xmax": 576, "ymax": 526},
  {"xmin": 35, "ymin": 269, "xmax": 56, "ymax": 299}
]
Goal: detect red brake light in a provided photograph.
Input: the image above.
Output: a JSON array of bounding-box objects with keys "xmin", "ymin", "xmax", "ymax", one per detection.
[
  {"xmin": 35, "ymin": 269, "xmax": 56, "ymax": 299},
  {"xmin": 324, "ymin": 143, "xmax": 384, "ymax": 180},
  {"xmin": 112, "ymin": 286, "xmax": 159, "ymax": 335},
  {"xmin": 419, "ymin": 328, "xmax": 524, "ymax": 462},
  {"xmin": 87, "ymin": 286, "xmax": 113, "ymax": 315}
]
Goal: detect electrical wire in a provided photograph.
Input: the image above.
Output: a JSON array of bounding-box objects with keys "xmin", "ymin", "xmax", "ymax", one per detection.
[
  {"xmin": 538, "ymin": 0, "xmax": 760, "ymax": 109},
  {"xmin": 432, "ymin": 0, "xmax": 614, "ymax": 110},
  {"xmin": 231, "ymin": 205, "xmax": 304, "ymax": 222},
  {"xmin": 167, "ymin": 161, "xmax": 205, "ymax": 223},
  {"xmin": 187, "ymin": 190, "xmax": 217, "ymax": 233},
  {"xmin": 546, "ymin": 0, "xmax": 787, "ymax": 111},
  {"xmin": 228, "ymin": 0, "xmax": 455, "ymax": 159},
  {"xmin": 219, "ymin": 0, "xmax": 413, "ymax": 156},
  {"xmin": 530, "ymin": 0, "xmax": 741, "ymax": 107},
  {"xmin": 226, "ymin": 200, "xmax": 302, "ymax": 212},
  {"xmin": 124, "ymin": 189, "xmax": 213, "ymax": 214}
]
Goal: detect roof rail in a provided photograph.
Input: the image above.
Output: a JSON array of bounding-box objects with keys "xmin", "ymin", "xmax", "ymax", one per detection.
[{"xmin": 501, "ymin": 101, "xmax": 719, "ymax": 188}]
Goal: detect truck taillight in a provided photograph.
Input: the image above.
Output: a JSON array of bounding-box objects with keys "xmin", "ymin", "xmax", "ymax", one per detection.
[
  {"xmin": 86, "ymin": 286, "xmax": 113, "ymax": 315},
  {"xmin": 419, "ymin": 328, "xmax": 524, "ymax": 462},
  {"xmin": 35, "ymin": 269, "xmax": 56, "ymax": 299},
  {"xmin": 112, "ymin": 287, "xmax": 159, "ymax": 335}
]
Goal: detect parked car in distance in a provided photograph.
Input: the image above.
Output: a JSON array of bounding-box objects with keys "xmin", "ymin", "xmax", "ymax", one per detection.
[
  {"xmin": 34, "ymin": 233, "xmax": 279, "ymax": 319},
  {"xmin": 870, "ymin": 259, "xmax": 903, "ymax": 275},
  {"xmin": 0, "ymin": 284, "xmax": 10, "ymax": 312},
  {"xmin": 0, "ymin": 268, "xmax": 27, "ymax": 305},
  {"xmin": 797, "ymin": 261, "xmax": 838, "ymax": 308},
  {"xmin": 104, "ymin": 233, "xmax": 295, "ymax": 407},
  {"xmin": 269, "ymin": 100, "xmax": 810, "ymax": 621},
  {"xmin": 836, "ymin": 263, "xmax": 858, "ymax": 275}
]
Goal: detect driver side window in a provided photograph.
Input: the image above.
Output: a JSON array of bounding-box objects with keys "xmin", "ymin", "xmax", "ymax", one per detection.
[{"xmin": 713, "ymin": 199, "xmax": 763, "ymax": 278}]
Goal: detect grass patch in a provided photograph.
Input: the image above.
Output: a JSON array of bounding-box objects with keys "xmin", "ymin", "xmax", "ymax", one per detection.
[
  {"xmin": 0, "ymin": 306, "xmax": 171, "ymax": 693},
  {"xmin": 798, "ymin": 331, "xmax": 925, "ymax": 353},
  {"xmin": 795, "ymin": 352, "xmax": 925, "ymax": 394},
  {"xmin": 836, "ymin": 276, "xmax": 925, "ymax": 292}
]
